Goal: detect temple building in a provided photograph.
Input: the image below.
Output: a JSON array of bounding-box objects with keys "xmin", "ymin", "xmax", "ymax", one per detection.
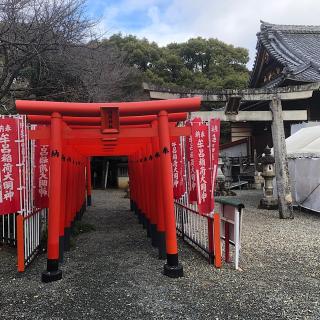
[
  {"xmin": 246, "ymin": 21, "xmax": 320, "ymax": 154},
  {"xmin": 250, "ymin": 21, "xmax": 320, "ymax": 88},
  {"xmin": 240, "ymin": 21, "xmax": 320, "ymax": 156},
  {"xmin": 144, "ymin": 21, "xmax": 320, "ymax": 159}
]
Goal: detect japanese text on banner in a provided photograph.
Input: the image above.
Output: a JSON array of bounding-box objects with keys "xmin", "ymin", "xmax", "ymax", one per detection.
[
  {"xmin": 191, "ymin": 118, "xmax": 212, "ymax": 215},
  {"xmin": 209, "ymin": 119, "xmax": 221, "ymax": 211},
  {"xmin": 34, "ymin": 143, "xmax": 49, "ymax": 208},
  {"xmin": 185, "ymin": 121, "xmax": 197, "ymax": 202},
  {"xmin": 0, "ymin": 118, "xmax": 21, "ymax": 215},
  {"xmin": 170, "ymin": 136, "xmax": 185, "ymax": 199}
]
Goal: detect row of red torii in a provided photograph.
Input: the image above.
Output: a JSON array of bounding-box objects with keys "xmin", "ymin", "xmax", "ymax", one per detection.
[{"xmin": 16, "ymin": 97, "xmax": 201, "ymax": 282}]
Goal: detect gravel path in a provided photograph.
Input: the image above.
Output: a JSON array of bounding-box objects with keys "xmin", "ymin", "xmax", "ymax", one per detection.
[{"xmin": 0, "ymin": 189, "xmax": 319, "ymax": 320}]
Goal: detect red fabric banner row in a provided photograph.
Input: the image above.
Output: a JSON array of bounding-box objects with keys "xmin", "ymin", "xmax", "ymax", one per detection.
[
  {"xmin": 0, "ymin": 118, "xmax": 20, "ymax": 215},
  {"xmin": 170, "ymin": 118, "xmax": 221, "ymax": 215},
  {"xmin": 0, "ymin": 118, "xmax": 49, "ymax": 216}
]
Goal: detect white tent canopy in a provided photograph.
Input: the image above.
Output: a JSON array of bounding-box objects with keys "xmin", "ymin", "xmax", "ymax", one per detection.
[
  {"xmin": 285, "ymin": 125, "xmax": 320, "ymax": 157},
  {"xmin": 281, "ymin": 126, "xmax": 320, "ymax": 212}
]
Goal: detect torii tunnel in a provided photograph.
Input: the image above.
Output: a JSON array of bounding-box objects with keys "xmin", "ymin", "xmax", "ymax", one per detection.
[{"xmin": 16, "ymin": 97, "xmax": 201, "ymax": 282}]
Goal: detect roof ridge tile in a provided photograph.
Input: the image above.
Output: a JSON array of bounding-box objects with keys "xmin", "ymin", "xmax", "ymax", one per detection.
[
  {"xmin": 260, "ymin": 21, "xmax": 320, "ymax": 33},
  {"xmin": 250, "ymin": 21, "xmax": 320, "ymax": 87}
]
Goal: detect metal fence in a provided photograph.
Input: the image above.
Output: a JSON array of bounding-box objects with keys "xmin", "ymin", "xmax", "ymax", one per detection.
[
  {"xmin": 0, "ymin": 213, "xmax": 17, "ymax": 245},
  {"xmin": 17, "ymin": 208, "xmax": 47, "ymax": 271},
  {"xmin": 17, "ymin": 120, "xmax": 47, "ymax": 271},
  {"xmin": 174, "ymin": 194, "xmax": 214, "ymax": 263},
  {"xmin": 174, "ymin": 193, "xmax": 244, "ymax": 269}
]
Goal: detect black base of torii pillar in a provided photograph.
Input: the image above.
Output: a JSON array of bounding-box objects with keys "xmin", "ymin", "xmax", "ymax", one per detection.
[{"xmin": 42, "ymin": 260, "xmax": 62, "ymax": 283}]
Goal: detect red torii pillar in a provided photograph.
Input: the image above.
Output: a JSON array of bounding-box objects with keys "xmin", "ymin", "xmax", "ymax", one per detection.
[
  {"xmin": 158, "ymin": 110, "xmax": 183, "ymax": 277},
  {"xmin": 86, "ymin": 157, "xmax": 92, "ymax": 206},
  {"xmin": 42, "ymin": 112, "xmax": 63, "ymax": 282},
  {"xmin": 147, "ymin": 142, "xmax": 157, "ymax": 248},
  {"xmin": 155, "ymin": 145, "xmax": 166, "ymax": 259},
  {"xmin": 64, "ymin": 154, "xmax": 72, "ymax": 252},
  {"xmin": 151, "ymin": 120, "xmax": 166, "ymax": 259},
  {"xmin": 59, "ymin": 152, "xmax": 67, "ymax": 263}
]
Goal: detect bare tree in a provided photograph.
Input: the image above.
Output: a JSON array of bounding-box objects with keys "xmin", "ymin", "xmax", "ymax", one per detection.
[
  {"xmin": 0, "ymin": 0, "xmax": 93, "ymax": 108},
  {"xmin": 0, "ymin": 0, "xmax": 146, "ymax": 110},
  {"xmin": 23, "ymin": 40, "xmax": 144, "ymax": 103},
  {"xmin": 75, "ymin": 43, "xmax": 144, "ymax": 102}
]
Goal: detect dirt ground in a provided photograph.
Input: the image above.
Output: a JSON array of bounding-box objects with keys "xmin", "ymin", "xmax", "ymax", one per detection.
[{"xmin": 0, "ymin": 189, "xmax": 319, "ymax": 320}]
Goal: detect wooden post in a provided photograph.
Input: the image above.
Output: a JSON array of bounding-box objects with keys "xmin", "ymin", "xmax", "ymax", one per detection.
[
  {"xmin": 270, "ymin": 96, "xmax": 294, "ymax": 219},
  {"xmin": 17, "ymin": 215, "xmax": 25, "ymax": 272},
  {"xmin": 213, "ymin": 213, "xmax": 222, "ymax": 268}
]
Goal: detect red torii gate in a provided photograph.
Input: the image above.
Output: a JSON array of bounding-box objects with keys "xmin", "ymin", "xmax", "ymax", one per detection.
[{"xmin": 16, "ymin": 97, "xmax": 201, "ymax": 282}]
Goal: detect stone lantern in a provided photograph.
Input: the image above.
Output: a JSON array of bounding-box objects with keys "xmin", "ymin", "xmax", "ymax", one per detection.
[
  {"xmin": 259, "ymin": 146, "xmax": 278, "ymax": 209},
  {"xmin": 215, "ymin": 156, "xmax": 236, "ymax": 196},
  {"xmin": 215, "ymin": 157, "xmax": 225, "ymax": 193},
  {"xmin": 222, "ymin": 156, "xmax": 233, "ymax": 190}
]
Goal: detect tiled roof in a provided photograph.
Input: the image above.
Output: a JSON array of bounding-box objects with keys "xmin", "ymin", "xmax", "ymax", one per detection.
[{"xmin": 250, "ymin": 21, "xmax": 320, "ymax": 88}]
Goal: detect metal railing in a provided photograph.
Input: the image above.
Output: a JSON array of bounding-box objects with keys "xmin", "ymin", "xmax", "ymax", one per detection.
[
  {"xmin": 174, "ymin": 194, "xmax": 244, "ymax": 269},
  {"xmin": 17, "ymin": 208, "xmax": 47, "ymax": 272},
  {"xmin": 16, "ymin": 122, "xmax": 48, "ymax": 271},
  {"xmin": 0, "ymin": 213, "xmax": 17, "ymax": 246},
  {"xmin": 174, "ymin": 194, "xmax": 215, "ymax": 264}
]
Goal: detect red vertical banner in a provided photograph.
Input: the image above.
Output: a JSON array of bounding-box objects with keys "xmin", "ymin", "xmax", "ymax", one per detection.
[
  {"xmin": 209, "ymin": 119, "xmax": 221, "ymax": 211},
  {"xmin": 34, "ymin": 142, "xmax": 50, "ymax": 208},
  {"xmin": 185, "ymin": 122, "xmax": 197, "ymax": 202},
  {"xmin": 0, "ymin": 118, "xmax": 21, "ymax": 215},
  {"xmin": 191, "ymin": 118, "xmax": 212, "ymax": 215},
  {"xmin": 170, "ymin": 136, "xmax": 185, "ymax": 199},
  {"xmin": 178, "ymin": 137, "xmax": 186, "ymax": 197}
]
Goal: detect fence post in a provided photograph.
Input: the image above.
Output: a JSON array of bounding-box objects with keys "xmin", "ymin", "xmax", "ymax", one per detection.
[
  {"xmin": 235, "ymin": 209, "xmax": 240, "ymax": 270},
  {"xmin": 17, "ymin": 215, "xmax": 25, "ymax": 272},
  {"xmin": 225, "ymin": 222, "xmax": 230, "ymax": 263},
  {"xmin": 180, "ymin": 206, "xmax": 185, "ymax": 241},
  {"xmin": 213, "ymin": 213, "xmax": 222, "ymax": 268},
  {"xmin": 207, "ymin": 216, "xmax": 214, "ymax": 264}
]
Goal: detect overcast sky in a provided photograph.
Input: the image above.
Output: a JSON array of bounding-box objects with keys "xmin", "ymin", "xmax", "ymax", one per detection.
[{"xmin": 86, "ymin": 0, "xmax": 320, "ymax": 68}]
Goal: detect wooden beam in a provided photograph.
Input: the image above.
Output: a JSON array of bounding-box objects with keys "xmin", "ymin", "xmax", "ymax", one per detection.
[
  {"xmin": 191, "ymin": 110, "xmax": 307, "ymax": 122},
  {"xmin": 30, "ymin": 126, "xmax": 191, "ymax": 141},
  {"xmin": 145, "ymin": 82, "xmax": 320, "ymax": 102},
  {"xmin": 270, "ymin": 96, "xmax": 294, "ymax": 219}
]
